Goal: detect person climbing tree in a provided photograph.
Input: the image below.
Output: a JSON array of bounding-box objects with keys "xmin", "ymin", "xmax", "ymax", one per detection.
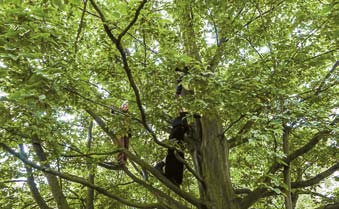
[
  {"xmin": 154, "ymin": 68, "xmax": 190, "ymax": 186},
  {"xmin": 164, "ymin": 111, "xmax": 189, "ymax": 186},
  {"xmin": 112, "ymin": 101, "xmax": 131, "ymax": 165}
]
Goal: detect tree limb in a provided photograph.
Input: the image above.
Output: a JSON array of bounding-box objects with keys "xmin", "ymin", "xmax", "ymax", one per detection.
[
  {"xmin": 282, "ymin": 124, "xmax": 293, "ymax": 209},
  {"xmin": 122, "ymin": 166, "xmax": 192, "ymax": 209},
  {"xmin": 315, "ymin": 202, "xmax": 339, "ymax": 209},
  {"xmin": 0, "ymin": 142, "xmax": 161, "ymax": 209},
  {"xmin": 234, "ymin": 188, "xmax": 252, "ymax": 195},
  {"xmin": 0, "ymin": 179, "xmax": 27, "ymax": 184},
  {"xmin": 296, "ymin": 190, "xmax": 335, "ymax": 202},
  {"xmin": 207, "ymin": 8, "xmax": 219, "ymax": 46},
  {"xmin": 228, "ymin": 120, "xmax": 254, "ymax": 148},
  {"xmin": 292, "ymin": 163, "xmax": 339, "ymax": 188},
  {"xmin": 124, "ymin": 150, "xmax": 205, "ymax": 207},
  {"xmin": 85, "ymin": 108, "xmax": 118, "ymax": 144},
  {"xmin": 240, "ymin": 130, "xmax": 332, "ymax": 209},
  {"xmin": 61, "ymin": 150, "xmax": 120, "ymax": 158},
  {"xmin": 31, "ymin": 136, "xmax": 71, "ymax": 209},
  {"xmin": 268, "ymin": 130, "xmax": 331, "ymax": 174},
  {"xmin": 89, "ymin": 0, "xmax": 166, "ymax": 148},
  {"xmin": 89, "ymin": 0, "xmax": 118, "ymax": 43},
  {"xmin": 19, "ymin": 144, "xmax": 51, "ymax": 209},
  {"xmin": 223, "ymin": 113, "xmax": 246, "ymax": 135}
]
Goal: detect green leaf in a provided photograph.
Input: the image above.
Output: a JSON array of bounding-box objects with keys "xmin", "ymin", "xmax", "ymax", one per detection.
[{"xmin": 39, "ymin": 94, "xmax": 46, "ymax": 101}]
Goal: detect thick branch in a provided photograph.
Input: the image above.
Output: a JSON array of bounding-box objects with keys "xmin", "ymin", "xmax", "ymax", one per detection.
[
  {"xmin": 208, "ymin": 39, "xmax": 228, "ymax": 72},
  {"xmin": 223, "ymin": 113, "xmax": 246, "ymax": 135},
  {"xmin": 287, "ymin": 130, "xmax": 331, "ymax": 164},
  {"xmin": 228, "ymin": 108, "xmax": 262, "ymax": 148},
  {"xmin": 122, "ymin": 167, "xmax": 191, "ymax": 209},
  {"xmin": 269, "ymin": 130, "xmax": 331, "ymax": 174},
  {"xmin": 124, "ymin": 150, "xmax": 204, "ymax": 207},
  {"xmin": 114, "ymin": 41, "xmax": 160, "ymax": 143},
  {"xmin": 228, "ymin": 120, "xmax": 254, "ymax": 148},
  {"xmin": 85, "ymin": 108, "xmax": 118, "ymax": 144},
  {"xmin": 90, "ymin": 0, "xmax": 165, "ymax": 148},
  {"xmin": 0, "ymin": 142, "xmax": 160, "ymax": 209},
  {"xmin": 240, "ymin": 188, "xmax": 269, "ymax": 209},
  {"xmin": 315, "ymin": 202, "xmax": 339, "ymax": 209},
  {"xmin": 31, "ymin": 136, "xmax": 71, "ymax": 209},
  {"xmin": 89, "ymin": 0, "xmax": 118, "ymax": 43},
  {"xmin": 64, "ymin": 86, "xmax": 143, "ymax": 124},
  {"xmin": 240, "ymin": 130, "xmax": 331, "ymax": 209},
  {"xmin": 176, "ymin": 0, "xmax": 201, "ymax": 60},
  {"xmin": 302, "ymin": 49, "xmax": 337, "ymax": 62},
  {"xmin": 243, "ymin": 36, "xmax": 271, "ymax": 71},
  {"xmin": 296, "ymin": 190, "xmax": 335, "ymax": 202},
  {"xmin": 19, "ymin": 144, "xmax": 51, "ymax": 209},
  {"xmin": 240, "ymin": 165, "xmax": 339, "ymax": 209},
  {"xmin": 207, "ymin": 8, "xmax": 220, "ymax": 46},
  {"xmin": 234, "ymin": 188, "xmax": 252, "ymax": 195},
  {"xmin": 62, "ymin": 150, "xmax": 120, "ymax": 158},
  {"xmin": 0, "ymin": 179, "xmax": 27, "ymax": 183},
  {"xmin": 292, "ymin": 163, "xmax": 339, "ymax": 188}
]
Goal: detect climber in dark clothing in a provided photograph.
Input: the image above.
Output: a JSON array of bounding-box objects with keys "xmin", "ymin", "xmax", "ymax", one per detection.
[
  {"xmin": 164, "ymin": 112, "xmax": 189, "ymax": 186},
  {"xmin": 154, "ymin": 68, "xmax": 190, "ymax": 186},
  {"xmin": 154, "ymin": 112, "xmax": 188, "ymax": 186}
]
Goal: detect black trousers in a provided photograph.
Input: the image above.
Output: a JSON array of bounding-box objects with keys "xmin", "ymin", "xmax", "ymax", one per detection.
[{"xmin": 165, "ymin": 125, "xmax": 186, "ymax": 186}]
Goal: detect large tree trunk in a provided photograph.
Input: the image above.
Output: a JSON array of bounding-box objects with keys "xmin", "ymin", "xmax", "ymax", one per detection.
[
  {"xmin": 188, "ymin": 115, "xmax": 208, "ymax": 209},
  {"xmin": 193, "ymin": 115, "xmax": 240, "ymax": 209},
  {"xmin": 283, "ymin": 125, "xmax": 292, "ymax": 209},
  {"xmin": 175, "ymin": 1, "xmax": 239, "ymax": 208},
  {"xmin": 31, "ymin": 136, "xmax": 70, "ymax": 209}
]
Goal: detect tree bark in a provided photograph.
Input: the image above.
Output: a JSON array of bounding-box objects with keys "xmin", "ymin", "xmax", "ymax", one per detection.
[
  {"xmin": 190, "ymin": 115, "xmax": 208, "ymax": 209},
  {"xmin": 31, "ymin": 136, "xmax": 71, "ymax": 209},
  {"xmin": 199, "ymin": 115, "xmax": 240, "ymax": 209},
  {"xmin": 174, "ymin": 1, "xmax": 240, "ymax": 208},
  {"xmin": 291, "ymin": 168, "xmax": 302, "ymax": 209},
  {"xmin": 283, "ymin": 125, "xmax": 292, "ymax": 209}
]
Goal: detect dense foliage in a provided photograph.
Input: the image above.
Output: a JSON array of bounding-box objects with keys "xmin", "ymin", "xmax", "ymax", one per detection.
[{"xmin": 0, "ymin": 0, "xmax": 338, "ymax": 208}]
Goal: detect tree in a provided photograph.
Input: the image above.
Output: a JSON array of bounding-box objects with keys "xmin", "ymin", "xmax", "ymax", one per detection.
[{"xmin": 0, "ymin": 0, "xmax": 338, "ymax": 208}]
